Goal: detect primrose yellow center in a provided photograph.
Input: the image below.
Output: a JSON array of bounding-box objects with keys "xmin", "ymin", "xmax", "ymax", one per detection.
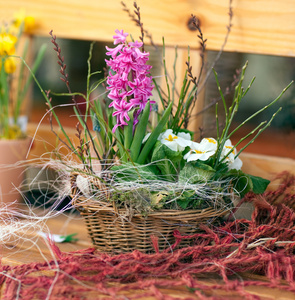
[
  {"xmin": 165, "ymin": 134, "xmax": 178, "ymax": 142},
  {"xmin": 193, "ymin": 150, "xmax": 203, "ymax": 154},
  {"xmin": 225, "ymin": 146, "xmax": 232, "ymax": 149},
  {"xmin": 206, "ymin": 138, "xmax": 216, "ymax": 144}
]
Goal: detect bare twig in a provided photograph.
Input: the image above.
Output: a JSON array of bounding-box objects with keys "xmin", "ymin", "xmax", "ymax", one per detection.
[
  {"xmin": 121, "ymin": 1, "xmax": 156, "ymax": 48},
  {"xmin": 198, "ymin": 0, "xmax": 234, "ymax": 92},
  {"xmin": 45, "ymin": 89, "xmax": 74, "ymax": 153},
  {"xmin": 49, "ymin": 30, "xmax": 101, "ymax": 164},
  {"xmin": 183, "ymin": 14, "xmax": 207, "ymax": 128},
  {"xmin": 185, "ymin": 0, "xmax": 234, "ymax": 132},
  {"xmin": 194, "ymin": 68, "xmax": 241, "ymax": 118}
]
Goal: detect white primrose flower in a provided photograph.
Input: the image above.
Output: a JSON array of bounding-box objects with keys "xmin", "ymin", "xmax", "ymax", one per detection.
[
  {"xmin": 183, "ymin": 137, "xmax": 217, "ymax": 162},
  {"xmin": 220, "ymin": 139, "xmax": 243, "ymax": 170},
  {"xmin": 177, "ymin": 131, "xmax": 191, "ymax": 141},
  {"xmin": 159, "ymin": 129, "xmax": 192, "ymax": 151},
  {"xmin": 229, "ymin": 156, "xmax": 243, "ymax": 170},
  {"xmin": 200, "ymin": 137, "xmax": 218, "ymax": 152}
]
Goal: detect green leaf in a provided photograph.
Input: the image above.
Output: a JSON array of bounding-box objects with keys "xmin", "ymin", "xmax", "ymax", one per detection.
[
  {"xmin": 249, "ymin": 174, "xmax": 270, "ymax": 194},
  {"xmin": 225, "ymin": 169, "xmax": 253, "ymax": 198},
  {"xmin": 124, "ymin": 109, "xmax": 135, "ymax": 151},
  {"xmin": 177, "ymin": 198, "xmax": 190, "ymax": 209},
  {"xmin": 129, "ymin": 102, "xmax": 150, "ymax": 161},
  {"xmin": 137, "ymin": 102, "xmax": 172, "ymax": 164},
  {"xmin": 111, "ymin": 162, "xmax": 158, "ymax": 182},
  {"xmin": 179, "ymin": 162, "xmax": 214, "ymax": 184},
  {"xmin": 151, "ymin": 141, "xmax": 182, "ymax": 180}
]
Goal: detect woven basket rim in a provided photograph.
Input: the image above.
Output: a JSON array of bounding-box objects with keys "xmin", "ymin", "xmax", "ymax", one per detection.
[
  {"xmin": 72, "ymin": 195, "xmax": 228, "ymax": 221},
  {"xmin": 70, "ymin": 172, "xmax": 230, "ymax": 221}
]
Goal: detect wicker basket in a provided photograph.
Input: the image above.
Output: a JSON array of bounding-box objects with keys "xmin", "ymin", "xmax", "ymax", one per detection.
[{"xmin": 71, "ymin": 174, "xmax": 227, "ymax": 253}]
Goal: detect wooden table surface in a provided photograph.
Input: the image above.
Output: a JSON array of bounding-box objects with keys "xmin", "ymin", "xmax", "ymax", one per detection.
[{"xmin": 1, "ymin": 209, "xmax": 295, "ymax": 300}]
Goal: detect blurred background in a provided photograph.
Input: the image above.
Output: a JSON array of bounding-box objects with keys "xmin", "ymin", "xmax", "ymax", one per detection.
[{"xmin": 30, "ymin": 36, "xmax": 295, "ymax": 159}]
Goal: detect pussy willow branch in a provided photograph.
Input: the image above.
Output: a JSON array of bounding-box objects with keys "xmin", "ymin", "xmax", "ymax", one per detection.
[
  {"xmin": 49, "ymin": 30, "xmax": 101, "ymax": 165},
  {"xmin": 134, "ymin": 2, "xmax": 144, "ymax": 51},
  {"xmin": 187, "ymin": 14, "xmax": 207, "ymax": 89}
]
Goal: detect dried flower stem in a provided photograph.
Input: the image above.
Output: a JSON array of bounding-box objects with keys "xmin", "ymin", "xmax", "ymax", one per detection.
[
  {"xmin": 49, "ymin": 30, "xmax": 101, "ymax": 166},
  {"xmin": 183, "ymin": 14, "xmax": 207, "ymax": 128},
  {"xmin": 198, "ymin": 0, "xmax": 233, "ymax": 92},
  {"xmin": 121, "ymin": 1, "xmax": 155, "ymax": 49}
]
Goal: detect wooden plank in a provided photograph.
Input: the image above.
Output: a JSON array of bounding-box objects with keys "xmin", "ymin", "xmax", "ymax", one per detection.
[
  {"xmin": 0, "ymin": 0, "xmax": 294, "ymax": 57},
  {"xmin": 240, "ymin": 152, "xmax": 295, "ymax": 181}
]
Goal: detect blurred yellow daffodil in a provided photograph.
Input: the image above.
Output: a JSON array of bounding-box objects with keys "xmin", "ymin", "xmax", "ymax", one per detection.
[
  {"xmin": 13, "ymin": 9, "xmax": 36, "ymax": 34},
  {"xmin": 4, "ymin": 56, "xmax": 17, "ymax": 74},
  {"xmin": 0, "ymin": 32, "xmax": 17, "ymax": 56},
  {"xmin": 0, "ymin": 10, "xmax": 45, "ymax": 140}
]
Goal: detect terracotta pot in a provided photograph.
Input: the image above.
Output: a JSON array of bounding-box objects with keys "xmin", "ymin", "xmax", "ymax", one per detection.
[{"xmin": 0, "ymin": 138, "xmax": 31, "ymax": 209}]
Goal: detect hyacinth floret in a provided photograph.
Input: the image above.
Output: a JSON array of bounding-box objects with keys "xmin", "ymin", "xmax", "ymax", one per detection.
[{"xmin": 105, "ymin": 29, "xmax": 154, "ymax": 132}]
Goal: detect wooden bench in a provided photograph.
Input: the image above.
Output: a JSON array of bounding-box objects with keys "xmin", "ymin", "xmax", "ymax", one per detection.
[
  {"xmin": 2, "ymin": 0, "xmax": 294, "ymax": 179},
  {"xmin": 0, "ymin": 2, "xmax": 295, "ymax": 299}
]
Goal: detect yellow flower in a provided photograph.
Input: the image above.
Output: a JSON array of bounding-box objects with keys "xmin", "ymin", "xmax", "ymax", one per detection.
[
  {"xmin": 0, "ymin": 33, "xmax": 17, "ymax": 56},
  {"xmin": 7, "ymin": 125, "xmax": 25, "ymax": 139},
  {"xmin": 4, "ymin": 57, "xmax": 17, "ymax": 74},
  {"xmin": 13, "ymin": 10, "xmax": 36, "ymax": 34},
  {"xmin": 13, "ymin": 9, "xmax": 26, "ymax": 28},
  {"xmin": 24, "ymin": 16, "xmax": 36, "ymax": 34}
]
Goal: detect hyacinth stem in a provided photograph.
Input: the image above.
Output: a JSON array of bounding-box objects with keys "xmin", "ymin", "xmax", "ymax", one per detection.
[
  {"xmin": 171, "ymin": 45, "xmax": 178, "ymax": 105},
  {"xmin": 215, "ymin": 102, "xmax": 220, "ymax": 141},
  {"xmin": 15, "ymin": 39, "xmax": 29, "ymax": 122},
  {"xmin": 162, "ymin": 38, "xmax": 171, "ymax": 105},
  {"xmin": 219, "ymin": 120, "xmax": 267, "ymax": 165},
  {"xmin": 15, "ymin": 44, "xmax": 47, "ymax": 123},
  {"xmin": 129, "ymin": 101, "xmax": 150, "ymax": 162},
  {"xmin": 123, "ymin": 109, "xmax": 135, "ymax": 151},
  {"xmin": 170, "ymin": 68, "xmax": 190, "ymax": 131},
  {"xmin": 213, "ymin": 59, "xmax": 293, "ymax": 168},
  {"xmin": 152, "ymin": 78, "xmax": 166, "ymax": 109}
]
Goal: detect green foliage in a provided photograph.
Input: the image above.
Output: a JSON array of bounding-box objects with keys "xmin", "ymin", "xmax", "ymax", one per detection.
[
  {"xmin": 151, "ymin": 141, "xmax": 183, "ymax": 181},
  {"xmin": 111, "ymin": 162, "xmax": 159, "ymax": 183},
  {"xmin": 136, "ymin": 102, "xmax": 173, "ymax": 164},
  {"xmin": 34, "ymin": 23, "xmax": 293, "ymax": 213},
  {"xmin": 249, "ymin": 174, "xmax": 271, "ymax": 195},
  {"xmin": 179, "ymin": 162, "xmax": 215, "ymax": 184}
]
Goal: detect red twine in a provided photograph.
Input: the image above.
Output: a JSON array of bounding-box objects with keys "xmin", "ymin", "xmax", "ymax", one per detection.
[{"xmin": 1, "ymin": 172, "xmax": 294, "ymax": 299}]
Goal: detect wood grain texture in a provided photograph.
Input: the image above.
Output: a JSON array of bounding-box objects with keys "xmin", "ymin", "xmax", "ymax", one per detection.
[
  {"xmin": 0, "ymin": 0, "xmax": 294, "ymax": 57},
  {"xmin": 240, "ymin": 152, "xmax": 295, "ymax": 182}
]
